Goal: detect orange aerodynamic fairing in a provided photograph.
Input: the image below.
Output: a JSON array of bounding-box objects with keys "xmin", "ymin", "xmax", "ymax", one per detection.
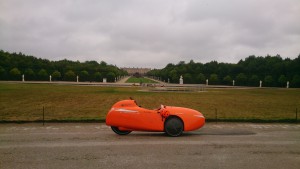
[{"xmin": 106, "ymin": 99, "xmax": 205, "ymax": 137}]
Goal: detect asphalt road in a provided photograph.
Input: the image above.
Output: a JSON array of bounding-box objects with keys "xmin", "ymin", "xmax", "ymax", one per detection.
[{"xmin": 0, "ymin": 123, "xmax": 299, "ymax": 169}]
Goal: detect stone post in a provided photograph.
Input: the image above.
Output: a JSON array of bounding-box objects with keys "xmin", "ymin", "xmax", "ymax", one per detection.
[
  {"xmin": 259, "ymin": 80, "xmax": 262, "ymax": 88},
  {"xmin": 179, "ymin": 75, "xmax": 183, "ymax": 85},
  {"xmin": 287, "ymin": 81, "xmax": 289, "ymax": 88},
  {"xmin": 233, "ymin": 80, "xmax": 235, "ymax": 86},
  {"xmin": 77, "ymin": 76, "xmax": 79, "ymax": 82},
  {"xmin": 103, "ymin": 78, "xmax": 107, "ymax": 83},
  {"xmin": 22, "ymin": 74, "xmax": 25, "ymax": 82},
  {"xmin": 50, "ymin": 75, "xmax": 52, "ymax": 82},
  {"xmin": 206, "ymin": 79, "xmax": 208, "ymax": 86}
]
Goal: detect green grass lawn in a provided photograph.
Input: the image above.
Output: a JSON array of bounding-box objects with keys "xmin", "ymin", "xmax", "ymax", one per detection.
[
  {"xmin": 0, "ymin": 83, "xmax": 299, "ymax": 122},
  {"xmin": 125, "ymin": 77, "xmax": 158, "ymax": 83}
]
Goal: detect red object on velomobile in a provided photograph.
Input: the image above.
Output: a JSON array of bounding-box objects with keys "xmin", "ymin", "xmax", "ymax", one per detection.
[{"xmin": 106, "ymin": 99, "xmax": 205, "ymax": 137}]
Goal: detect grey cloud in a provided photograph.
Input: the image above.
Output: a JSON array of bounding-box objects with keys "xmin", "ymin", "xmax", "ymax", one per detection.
[{"xmin": 0, "ymin": 0, "xmax": 299, "ymax": 68}]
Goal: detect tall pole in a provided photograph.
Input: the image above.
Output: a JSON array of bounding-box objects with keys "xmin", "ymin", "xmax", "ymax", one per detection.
[
  {"xmin": 43, "ymin": 106, "xmax": 45, "ymax": 126},
  {"xmin": 296, "ymin": 108, "xmax": 298, "ymax": 123},
  {"xmin": 215, "ymin": 108, "xmax": 218, "ymax": 123}
]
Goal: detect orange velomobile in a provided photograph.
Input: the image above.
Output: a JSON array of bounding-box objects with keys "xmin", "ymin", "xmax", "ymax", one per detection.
[{"xmin": 106, "ymin": 99, "xmax": 205, "ymax": 137}]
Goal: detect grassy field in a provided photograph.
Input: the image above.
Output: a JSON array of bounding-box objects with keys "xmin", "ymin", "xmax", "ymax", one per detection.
[
  {"xmin": 0, "ymin": 83, "xmax": 299, "ymax": 122},
  {"xmin": 125, "ymin": 77, "xmax": 158, "ymax": 83}
]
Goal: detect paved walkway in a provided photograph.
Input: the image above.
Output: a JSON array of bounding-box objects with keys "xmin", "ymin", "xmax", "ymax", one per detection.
[
  {"xmin": 116, "ymin": 76, "xmax": 131, "ymax": 83},
  {"xmin": 1, "ymin": 123, "xmax": 299, "ymax": 169}
]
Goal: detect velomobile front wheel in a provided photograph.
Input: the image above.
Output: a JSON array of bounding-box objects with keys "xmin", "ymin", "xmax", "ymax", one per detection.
[
  {"xmin": 111, "ymin": 126, "xmax": 132, "ymax": 135},
  {"xmin": 164, "ymin": 117, "xmax": 184, "ymax": 137}
]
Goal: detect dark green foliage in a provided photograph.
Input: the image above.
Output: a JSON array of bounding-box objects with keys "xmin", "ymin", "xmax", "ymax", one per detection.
[
  {"xmin": 147, "ymin": 54, "xmax": 300, "ymax": 87},
  {"xmin": 9, "ymin": 68, "xmax": 21, "ymax": 80},
  {"xmin": 38, "ymin": 69, "xmax": 48, "ymax": 81},
  {"xmin": 196, "ymin": 73, "xmax": 206, "ymax": 84},
  {"xmin": 106, "ymin": 72, "xmax": 116, "ymax": 82},
  {"xmin": 209, "ymin": 74, "xmax": 218, "ymax": 85},
  {"xmin": 0, "ymin": 50, "xmax": 127, "ymax": 82},
  {"xmin": 93, "ymin": 72, "xmax": 102, "ymax": 82},
  {"xmin": 249, "ymin": 75, "xmax": 259, "ymax": 86},
  {"xmin": 183, "ymin": 73, "xmax": 193, "ymax": 84},
  {"xmin": 236, "ymin": 73, "xmax": 247, "ymax": 86},
  {"xmin": 278, "ymin": 75, "xmax": 287, "ymax": 87},
  {"xmin": 0, "ymin": 66, "xmax": 7, "ymax": 79},
  {"xmin": 51, "ymin": 70, "xmax": 61, "ymax": 81},
  {"xmin": 1, "ymin": 50, "xmax": 299, "ymax": 87},
  {"xmin": 264, "ymin": 75, "xmax": 274, "ymax": 87},
  {"xmin": 79, "ymin": 70, "xmax": 89, "ymax": 82},
  {"xmin": 64, "ymin": 70, "xmax": 76, "ymax": 81},
  {"xmin": 292, "ymin": 75, "xmax": 300, "ymax": 87},
  {"xmin": 24, "ymin": 68, "xmax": 35, "ymax": 80},
  {"xmin": 223, "ymin": 75, "xmax": 232, "ymax": 85}
]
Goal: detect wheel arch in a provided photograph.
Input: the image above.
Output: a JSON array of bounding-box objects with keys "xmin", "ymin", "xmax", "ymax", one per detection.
[{"xmin": 164, "ymin": 115, "xmax": 185, "ymax": 131}]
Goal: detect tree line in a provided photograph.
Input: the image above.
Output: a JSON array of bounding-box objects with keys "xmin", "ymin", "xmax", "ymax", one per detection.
[
  {"xmin": 147, "ymin": 54, "xmax": 300, "ymax": 88},
  {"xmin": 0, "ymin": 50, "xmax": 127, "ymax": 82}
]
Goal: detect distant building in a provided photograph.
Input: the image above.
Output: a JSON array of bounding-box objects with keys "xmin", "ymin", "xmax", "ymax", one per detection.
[{"xmin": 121, "ymin": 67, "xmax": 151, "ymax": 76}]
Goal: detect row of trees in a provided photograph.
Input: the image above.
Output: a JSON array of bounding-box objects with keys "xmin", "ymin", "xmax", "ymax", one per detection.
[
  {"xmin": 147, "ymin": 55, "xmax": 300, "ymax": 87},
  {"xmin": 0, "ymin": 50, "xmax": 127, "ymax": 82}
]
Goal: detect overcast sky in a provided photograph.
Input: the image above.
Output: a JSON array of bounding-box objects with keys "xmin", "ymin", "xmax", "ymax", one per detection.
[{"xmin": 0, "ymin": 0, "xmax": 299, "ymax": 68}]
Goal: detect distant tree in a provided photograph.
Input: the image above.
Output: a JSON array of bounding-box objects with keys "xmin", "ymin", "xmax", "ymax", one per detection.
[
  {"xmin": 0, "ymin": 66, "xmax": 6, "ymax": 79},
  {"xmin": 177, "ymin": 66, "xmax": 187, "ymax": 75},
  {"xmin": 93, "ymin": 72, "xmax": 102, "ymax": 82},
  {"xmin": 169, "ymin": 69, "xmax": 178, "ymax": 83},
  {"xmin": 51, "ymin": 70, "xmax": 61, "ymax": 81},
  {"xmin": 0, "ymin": 50, "xmax": 131, "ymax": 83},
  {"xmin": 196, "ymin": 73, "xmax": 206, "ymax": 84},
  {"xmin": 100, "ymin": 61, "xmax": 107, "ymax": 66},
  {"xmin": 291, "ymin": 75, "xmax": 300, "ymax": 87},
  {"xmin": 183, "ymin": 73, "xmax": 193, "ymax": 84},
  {"xmin": 223, "ymin": 75, "xmax": 232, "ymax": 85},
  {"xmin": 9, "ymin": 68, "xmax": 21, "ymax": 80},
  {"xmin": 2, "ymin": 50, "xmax": 300, "ymax": 88},
  {"xmin": 178, "ymin": 61, "xmax": 185, "ymax": 65},
  {"xmin": 278, "ymin": 75, "xmax": 287, "ymax": 87},
  {"xmin": 236, "ymin": 73, "xmax": 247, "ymax": 86},
  {"xmin": 249, "ymin": 75, "xmax": 259, "ymax": 86},
  {"xmin": 205, "ymin": 61, "xmax": 218, "ymax": 74},
  {"xmin": 264, "ymin": 75, "xmax": 273, "ymax": 87},
  {"xmin": 38, "ymin": 69, "xmax": 48, "ymax": 81},
  {"xmin": 106, "ymin": 72, "xmax": 115, "ymax": 82},
  {"xmin": 24, "ymin": 68, "xmax": 35, "ymax": 80},
  {"xmin": 64, "ymin": 70, "xmax": 76, "ymax": 81},
  {"xmin": 209, "ymin": 74, "xmax": 218, "ymax": 85},
  {"xmin": 80, "ymin": 70, "xmax": 89, "ymax": 81}
]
